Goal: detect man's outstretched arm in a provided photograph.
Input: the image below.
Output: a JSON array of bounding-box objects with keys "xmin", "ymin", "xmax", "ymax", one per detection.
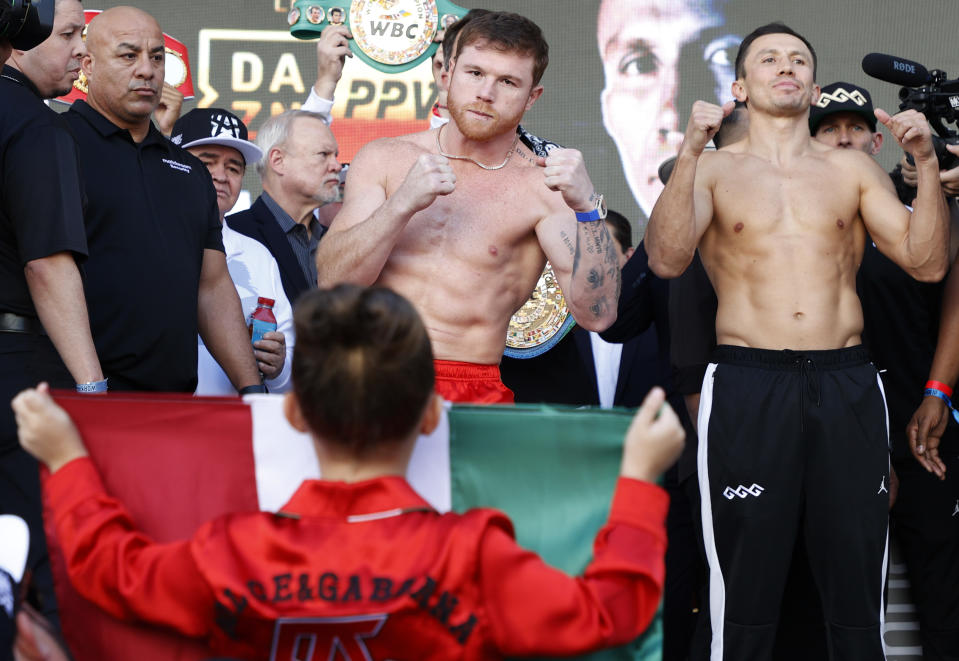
[
  {"xmin": 863, "ymin": 109, "xmax": 950, "ymax": 282},
  {"xmin": 301, "ymin": 24, "xmax": 352, "ymax": 123},
  {"xmin": 13, "ymin": 385, "xmax": 218, "ymax": 638},
  {"xmin": 645, "ymin": 101, "xmax": 731, "ymax": 278},
  {"xmin": 486, "ymin": 388, "xmax": 684, "ymax": 656}
]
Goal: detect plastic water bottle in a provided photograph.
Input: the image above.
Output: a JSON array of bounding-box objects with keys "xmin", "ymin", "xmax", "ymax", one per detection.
[{"xmin": 249, "ymin": 297, "xmax": 277, "ymax": 345}]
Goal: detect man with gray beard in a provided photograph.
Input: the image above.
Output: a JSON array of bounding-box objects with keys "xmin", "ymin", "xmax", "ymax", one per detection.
[{"xmin": 227, "ymin": 110, "xmax": 342, "ymax": 306}]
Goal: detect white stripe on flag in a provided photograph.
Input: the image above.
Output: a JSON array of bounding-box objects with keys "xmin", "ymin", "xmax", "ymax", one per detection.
[
  {"xmin": 407, "ymin": 401, "xmax": 452, "ymax": 513},
  {"xmin": 246, "ymin": 395, "xmax": 452, "ymax": 513},
  {"xmin": 247, "ymin": 394, "xmax": 320, "ymax": 512}
]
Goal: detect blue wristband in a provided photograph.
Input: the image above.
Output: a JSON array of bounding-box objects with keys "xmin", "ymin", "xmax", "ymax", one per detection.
[
  {"xmin": 575, "ymin": 193, "xmax": 607, "ymax": 222},
  {"xmin": 76, "ymin": 379, "xmax": 108, "ymax": 394},
  {"xmin": 924, "ymin": 388, "xmax": 959, "ymax": 424},
  {"xmin": 575, "ymin": 208, "xmax": 603, "ymax": 223}
]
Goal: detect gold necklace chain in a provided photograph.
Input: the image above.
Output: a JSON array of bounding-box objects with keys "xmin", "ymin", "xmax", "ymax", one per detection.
[{"xmin": 435, "ymin": 124, "xmax": 519, "ymax": 171}]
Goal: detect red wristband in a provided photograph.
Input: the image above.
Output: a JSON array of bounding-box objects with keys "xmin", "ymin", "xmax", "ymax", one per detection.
[{"xmin": 926, "ymin": 380, "xmax": 953, "ymax": 398}]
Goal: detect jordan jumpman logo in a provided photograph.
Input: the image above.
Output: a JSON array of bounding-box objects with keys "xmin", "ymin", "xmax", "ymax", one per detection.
[{"xmin": 877, "ymin": 476, "xmax": 888, "ymax": 495}]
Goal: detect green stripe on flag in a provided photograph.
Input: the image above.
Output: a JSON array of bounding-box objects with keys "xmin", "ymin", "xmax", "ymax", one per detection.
[{"xmin": 449, "ymin": 403, "xmax": 663, "ymax": 661}]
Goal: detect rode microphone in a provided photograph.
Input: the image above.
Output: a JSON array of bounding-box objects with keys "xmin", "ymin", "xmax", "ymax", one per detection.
[
  {"xmin": 861, "ymin": 53, "xmax": 932, "ymax": 88},
  {"xmin": 862, "ymin": 53, "xmax": 959, "ymax": 170}
]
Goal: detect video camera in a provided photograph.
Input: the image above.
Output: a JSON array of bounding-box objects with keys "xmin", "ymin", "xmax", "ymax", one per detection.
[
  {"xmin": 862, "ymin": 52, "xmax": 959, "ymax": 170},
  {"xmin": 0, "ymin": 0, "xmax": 54, "ymax": 51}
]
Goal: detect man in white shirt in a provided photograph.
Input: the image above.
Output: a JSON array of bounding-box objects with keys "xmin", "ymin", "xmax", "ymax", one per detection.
[{"xmin": 170, "ymin": 109, "xmax": 294, "ymax": 394}]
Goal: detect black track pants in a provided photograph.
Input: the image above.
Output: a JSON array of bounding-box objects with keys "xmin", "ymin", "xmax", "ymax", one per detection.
[{"xmin": 695, "ymin": 345, "xmax": 889, "ymax": 661}]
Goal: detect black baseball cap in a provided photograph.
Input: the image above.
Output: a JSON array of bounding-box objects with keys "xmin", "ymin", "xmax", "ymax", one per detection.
[
  {"xmin": 170, "ymin": 108, "xmax": 263, "ymax": 166},
  {"xmin": 809, "ymin": 81, "xmax": 877, "ymax": 135}
]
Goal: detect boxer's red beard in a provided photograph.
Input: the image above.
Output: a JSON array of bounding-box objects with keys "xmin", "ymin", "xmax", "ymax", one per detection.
[{"xmin": 448, "ymin": 98, "xmax": 522, "ymax": 142}]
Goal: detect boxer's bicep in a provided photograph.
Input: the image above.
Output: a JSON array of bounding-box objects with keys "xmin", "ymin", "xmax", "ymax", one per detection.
[
  {"xmin": 535, "ymin": 207, "xmax": 577, "ymax": 284},
  {"xmin": 692, "ymin": 172, "xmax": 715, "ymax": 240},
  {"xmin": 860, "ymin": 160, "xmax": 913, "ymax": 260}
]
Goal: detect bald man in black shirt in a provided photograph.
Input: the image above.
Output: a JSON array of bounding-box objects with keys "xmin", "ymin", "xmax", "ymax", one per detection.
[{"xmin": 64, "ymin": 7, "xmax": 261, "ymax": 393}]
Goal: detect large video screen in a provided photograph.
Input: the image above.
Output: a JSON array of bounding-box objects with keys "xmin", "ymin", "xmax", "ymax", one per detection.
[{"xmin": 78, "ymin": 0, "xmax": 959, "ymax": 237}]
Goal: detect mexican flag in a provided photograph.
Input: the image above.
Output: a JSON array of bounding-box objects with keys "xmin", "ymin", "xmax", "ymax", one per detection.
[{"xmin": 46, "ymin": 392, "xmax": 663, "ymax": 661}]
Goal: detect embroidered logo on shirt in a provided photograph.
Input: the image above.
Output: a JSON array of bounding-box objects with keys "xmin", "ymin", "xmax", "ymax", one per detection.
[
  {"xmin": 162, "ymin": 158, "xmax": 192, "ymax": 173},
  {"xmin": 723, "ymin": 483, "xmax": 764, "ymax": 500}
]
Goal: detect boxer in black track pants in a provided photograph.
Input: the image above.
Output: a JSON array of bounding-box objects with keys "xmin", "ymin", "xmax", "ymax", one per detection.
[
  {"xmin": 698, "ymin": 345, "xmax": 890, "ymax": 658},
  {"xmin": 645, "ymin": 22, "xmax": 950, "ymax": 659}
]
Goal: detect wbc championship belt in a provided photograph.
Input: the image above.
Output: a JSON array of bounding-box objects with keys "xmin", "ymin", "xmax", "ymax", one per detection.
[
  {"xmin": 288, "ymin": 0, "xmax": 467, "ymax": 73},
  {"xmin": 504, "ymin": 262, "xmax": 576, "ymax": 360}
]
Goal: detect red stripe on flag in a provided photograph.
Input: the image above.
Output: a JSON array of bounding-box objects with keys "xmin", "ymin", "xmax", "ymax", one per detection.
[{"xmin": 45, "ymin": 391, "xmax": 257, "ymax": 661}]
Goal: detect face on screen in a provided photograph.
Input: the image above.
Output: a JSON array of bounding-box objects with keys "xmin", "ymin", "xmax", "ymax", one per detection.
[{"xmin": 597, "ymin": 0, "xmax": 741, "ymax": 216}]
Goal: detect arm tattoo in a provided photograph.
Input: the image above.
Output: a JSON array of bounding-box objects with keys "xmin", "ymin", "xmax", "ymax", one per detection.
[
  {"xmin": 589, "ymin": 297, "xmax": 610, "ymax": 319},
  {"xmin": 572, "ymin": 221, "xmax": 622, "ymax": 308},
  {"xmin": 560, "ymin": 230, "xmax": 576, "ymax": 257},
  {"xmin": 587, "ymin": 268, "xmax": 604, "ymax": 289},
  {"xmin": 573, "ymin": 233, "xmax": 582, "ymax": 273}
]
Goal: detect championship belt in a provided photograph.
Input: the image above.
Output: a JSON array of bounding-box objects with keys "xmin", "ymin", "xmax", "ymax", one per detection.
[
  {"xmin": 288, "ymin": 0, "xmax": 466, "ymax": 73},
  {"xmin": 504, "ymin": 262, "xmax": 576, "ymax": 359}
]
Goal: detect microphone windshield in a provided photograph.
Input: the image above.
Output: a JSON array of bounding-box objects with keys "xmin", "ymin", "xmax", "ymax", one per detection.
[{"xmin": 861, "ymin": 53, "xmax": 931, "ymax": 87}]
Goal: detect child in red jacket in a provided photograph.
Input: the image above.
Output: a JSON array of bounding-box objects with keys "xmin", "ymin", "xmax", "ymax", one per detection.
[{"xmin": 13, "ymin": 284, "xmax": 683, "ymax": 660}]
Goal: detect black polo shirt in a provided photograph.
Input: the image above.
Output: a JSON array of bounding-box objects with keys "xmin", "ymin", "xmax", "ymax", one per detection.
[
  {"xmin": 0, "ymin": 66, "xmax": 88, "ymax": 318},
  {"xmin": 64, "ymin": 100, "xmax": 224, "ymax": 392}
]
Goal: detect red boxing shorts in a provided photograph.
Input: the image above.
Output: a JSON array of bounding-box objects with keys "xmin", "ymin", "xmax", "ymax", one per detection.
[{"xmin": 433, "ymin": 360, "xmax": 515, "ymax": 404}]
